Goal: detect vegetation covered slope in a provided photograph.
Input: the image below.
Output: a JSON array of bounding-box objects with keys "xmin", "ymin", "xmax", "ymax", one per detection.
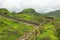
[
  {"xmin": 0, "ymin": 15, "xmax": 35, "ymax": 40},
  {"xmin": 0, "ymin": 8, "xmax": 43, "ymax": 40},
  {"xmin": 0, "ymin": 8, "xmax": 60, "ymax": 40},
  {"xmin": 46, "ymin": 10, "xmax": 60, "ymax": 18},
  {"xmin": 11, "ymin": 8, "xmax": 44, "ymax": 23},
  {"xmin": 37, "ymin": 20, "xmax": 60, "ymax": 40},
  {"xmin": 0, "ymin": 8, "xmax": 44, "ymax": 23}
]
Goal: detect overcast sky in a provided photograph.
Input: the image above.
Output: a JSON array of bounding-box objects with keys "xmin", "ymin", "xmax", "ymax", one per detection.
[{"xmin": 0, "ymin": 0, "xmax": 60, "ymax": 13}]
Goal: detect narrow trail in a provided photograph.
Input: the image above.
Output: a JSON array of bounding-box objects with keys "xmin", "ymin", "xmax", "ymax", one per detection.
[
  {"xmin": 0, "ymin": 13, "xmax": 56, "ymax": 40},
  {"xmin": 0, "ymin": 13, "xmax": 40, "ymax": 26},
  {"xmin": 16, "ymin": 19, "xmax": 52, "ymax": 40}
]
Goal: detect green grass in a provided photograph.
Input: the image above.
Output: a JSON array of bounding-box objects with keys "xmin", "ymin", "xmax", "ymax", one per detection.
[
  {"xmin": 37, "ymin": 22, "xmax": 58, "ymax": 40},
  {"xmin": 0, "ymin": 8, "xmax": 43, "ymax": 40},
  {"xmin": 0, "ymin": 16, "xmax": 35, "ymax": 40},
  {"xmin": 8, "ymin": 13, "xmax": 43, "ymax": 24},
  {"xmin": 0, "ymin": 8, "xmax": 60, "ymax": 40}
]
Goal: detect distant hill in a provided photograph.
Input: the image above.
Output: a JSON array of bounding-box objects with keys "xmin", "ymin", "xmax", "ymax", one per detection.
[
  {"xmin": 18, "ymin": 8, "xmax": 42, "ymax": 16},
  {"xmin": 20, "ymin": 8, "xmax": 36, "ymax": 13},
  {"xmin": 46, "ymin": 10, "xmax": 60, "ymax": 18},
  {"xmin": 19, "ymin": 8, "xmax": 38, "ymax": 14},
  {"xmin": 0, "ymin": 8, "xmax": 10, "ymax": 14}
]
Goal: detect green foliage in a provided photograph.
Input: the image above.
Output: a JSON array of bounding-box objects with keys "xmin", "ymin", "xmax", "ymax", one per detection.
[
  {"xmin": 20, "ymin": 8, "xmax": 35, "ymax": 13},
  {"xmin": 38, "ymin": 22, "xmax": 58, "ymax": 40},
  {"xmin": 0, "ymin": 8, "xmax": 10, "ymax": 15},
  {"xmin": 0, "ymin": 16, "xmax": 34, "ymax": 40},
  {"xmin": 11, "ymin": 13, "xmax": 43, "ymax": 23},
  {"xmin": 0, "ymin": 8, "xmax": 60, "ymax": 40},
  {"xmin": 46, "ymin": 10, "xmax": 60, "ymax": 18},
  {"xmin": 0, "ymin": 8, "xmax": 43, "ymax": 23},
  {"xmin": 0, "ymin": 8, "xmax": 44, "ymax": 40}
]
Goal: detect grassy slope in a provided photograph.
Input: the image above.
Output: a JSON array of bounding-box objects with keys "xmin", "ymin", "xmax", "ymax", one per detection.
[
  {"xmin": 37, "ymin": 21, "xmax": 59, "ymax": 40},
  {"xmin": 45, "ymin": 10, "xmax": 60, "ymax": 18},
  {"xmin": 0, "ymin": 8, "xmax": 44, "ymax": 40},
  {"xmin": 0, "ymin": 8, "xmax": 44, "ymax": 23},
  {"xmin": 0, "ymin": 16, "xmax": 35, "ymax": 40},
  {"xmin": 0, "ymin": 8, "xmax": 60, "ymax": 40},
  {"xmin": 9, "ymin": 13, "xmax": 43, "ymax": 23}
]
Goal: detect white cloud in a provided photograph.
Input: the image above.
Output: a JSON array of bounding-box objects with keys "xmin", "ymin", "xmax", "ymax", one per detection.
[{"xmin": 0, "ymin": 0, "xmax": 60, "ymax": 12}]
